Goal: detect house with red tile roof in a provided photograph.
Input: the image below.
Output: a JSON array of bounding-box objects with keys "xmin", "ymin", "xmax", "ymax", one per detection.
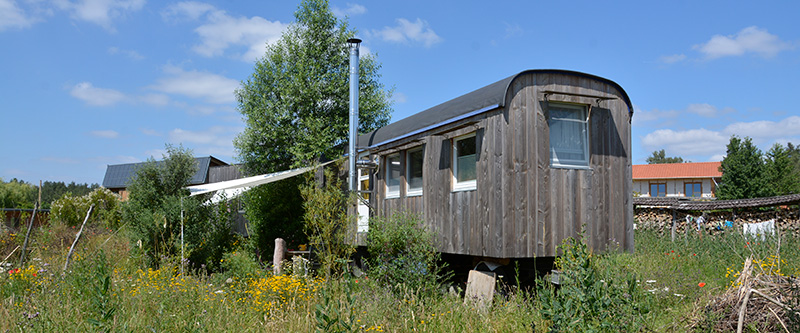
[{"xmin": 632, "ymin": 162, "xmax": 722, "ymax": 198}]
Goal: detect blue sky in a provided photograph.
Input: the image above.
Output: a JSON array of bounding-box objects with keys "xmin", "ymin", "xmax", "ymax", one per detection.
[{"xmin": 2, "ymin": 0, "xmax": 799, "ymax": 184}]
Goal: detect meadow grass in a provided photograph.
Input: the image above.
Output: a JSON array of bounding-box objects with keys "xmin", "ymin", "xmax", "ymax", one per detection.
[{"xmin": 2, "ymin": 224, "xmax": 798, "ymax": 332}]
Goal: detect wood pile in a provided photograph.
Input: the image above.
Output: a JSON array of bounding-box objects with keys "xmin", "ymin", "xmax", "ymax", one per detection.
[
  {"xmin": 635, "ymin": 207, "xmax": 800, "ymax": 237},
  {"xmin": 689, "ymin": 257, "xmax": 800, "ymax": 332}
]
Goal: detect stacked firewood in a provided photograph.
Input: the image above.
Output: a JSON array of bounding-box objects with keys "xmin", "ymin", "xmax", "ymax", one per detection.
[{"xmin": 635, "ymin": 208, "xmax": 800, "ymax": 237}]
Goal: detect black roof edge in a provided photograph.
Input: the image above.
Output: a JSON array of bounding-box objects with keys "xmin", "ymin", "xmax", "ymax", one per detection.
[
  {"xmin": 358, "ymin": 69, "xmax": 633, "ymax": 150},
  {"xmin": 508, "ymin": 69, "xmax": 634, "ymax": 115}
]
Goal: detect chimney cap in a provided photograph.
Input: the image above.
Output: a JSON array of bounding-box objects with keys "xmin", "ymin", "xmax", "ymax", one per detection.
[{"xmin": 347, "ymin": 38, "xmax": 362, "ymax": 45}]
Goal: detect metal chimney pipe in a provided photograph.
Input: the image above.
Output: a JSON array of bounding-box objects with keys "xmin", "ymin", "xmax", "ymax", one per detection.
[{"xmin": 347, "ymin": 38, "xmax": 361, "ymax": 192}]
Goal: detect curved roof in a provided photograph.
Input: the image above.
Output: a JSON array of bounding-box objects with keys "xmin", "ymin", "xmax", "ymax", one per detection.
[{"xmin": 359, "ymin": 69, "xmax": 633, "ymax": 149}]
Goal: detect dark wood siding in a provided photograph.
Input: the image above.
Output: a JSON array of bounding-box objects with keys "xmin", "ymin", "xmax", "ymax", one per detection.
[{"xmin": 366, "ymin": 72, "xmax": 633, "ymax": 257}]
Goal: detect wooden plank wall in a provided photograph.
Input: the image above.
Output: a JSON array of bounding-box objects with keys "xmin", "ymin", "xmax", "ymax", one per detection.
[{"xmin": 370, "ymin": 72, "xmax": 633, "ymax": 258}]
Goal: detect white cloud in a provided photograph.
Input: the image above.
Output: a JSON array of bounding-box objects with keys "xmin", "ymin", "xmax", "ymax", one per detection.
[
  {"xmin": 686, "ymin": 103, "xmax": 718, "ymax": 117},
  {"xmin": 370, "ymin": 18, "xmax": 442, "ymax": 47},
  {"xmin": 658, "ymin": 54, "xmax": 686, "ymax": 64},
  {"xmin": 723, "ymin": 116, "xmax": 800, "ymax": 139},
  {"xmin": 641, "ymin": 128, "xmax": 728, "ymax": 156},
  {"xmin": 138, "ymin": 93, "xmax": 170, "ymax": 106},
  {"xmin": 53, "ymin": 0, "xmax": 145, "ymax": 32},
  {"xmin": 150, "ymin": 65, "xmax": 239, "ymax": 104},
  {"xmin": 631, "ymin": 106, "xmax": 679, "ymax": 126},
  {"xmin": 163, "ymin": 3, "xmax": 287, "ymax": 62},
  {"xmin": 143, "ymin": 149, "xmax": 166, "ymax": 159},
  {"xmin": 41, "ymin": 156, "xmax": 80, "ymax": 164},
  {"xmin": 140, "ymin": 128, "xmax": 161, "ymax": 136},
  {"xmin": 503, "ymin": 22, "xmax": 523, "ymax": 39},
  {"xmin": 168, "ymin": 126, "xmax": 241, "ymax": 158},
  {"xmin": 90, "ymin": 129, "xmax": 119, "ymax": 138},
  {"xmin": 70, "ymin": 81, "xmax": 127, "ymax": 106},
  {"xmin": 641, "ymin": 115, "xmax": 800, "ymax": 161},
  {"xmin": 393, "ymin": 92, "xmax": 407, "ymax": 104},
  {"xmin": 108, "ymin": 46, "xmax": 144, "ymax": 60},
  {"xmin": 332, "ymin": 3, "xmax": 366, "ymax": 17},
  {"xmin": 694, "ymin": 26, "xmax": 792, "ymax": 59},
  {"xmin": 161, "ymin": 1, "xmax": 214, "ymax": 21},
  {"xmin": 0, "ymin": 0, "xmax": 37, "ymax": 31}
]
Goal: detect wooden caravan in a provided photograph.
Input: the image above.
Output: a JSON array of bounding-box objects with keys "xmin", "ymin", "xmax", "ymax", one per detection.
[{"xmin": 356, "ymin": 70, "xmax": 634, "ymax": 258}]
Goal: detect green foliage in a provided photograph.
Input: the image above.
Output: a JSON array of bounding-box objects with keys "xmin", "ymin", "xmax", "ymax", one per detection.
[
  {"xmin": 0, "ymin": 178, "xmax": 99, "ymax": 210},
  {"xmin": 538, "ymin": 236, "xmax": 647, "ymax": 332},
  {"xmin": 301, "ymin": 167, "xmax": 354, "ymax": 278},
  {"xmin": 234, "ymin": 0, "xmax": 391, "ymax": 171},
  {"xmin": 220, "ymin": 249, "xmax": 261, "ymax": 279},
  {"xmin": 186, "ymin": 197, "xmax": 239, "ymax": 273},
  {"xmin": 242, "ymin": 176, "xmax": 307, "ymax": 261},
  {"xmin": 122, "ymin": 144, "xmax": 236, "ymax": 271},
  {"xmin": 84, "ymin": 251, "xmax": 117, "ymax": 329},
  {"xmin": 234, "ymin": 0, "xmax": 392, "ymax": 262},
  {"xmin": 123, "ymin": 145, "xmax": 198, "ymax": 267},
  {"xmin": 764, "ymin": 143, "xmax": 800, "ymax": 195},
  {"xmin": 0, "ymin": 178, "xmax": 36, "ymax": 209},
  {"xmin": 365, "ymin": 211, "xmax": 447, "ymax": 295},
  {"xmin": 39, "ymin": 181, "xmax": 99, "ymax": 209},
  {"xmin": 314, "ymin": 280, "xmax": 357, "ymax": 333},
  {"xmin": 50, "ymin": 187, "xmax": 121, "ymax": 228},
  {"xmin": 646, "ymin": 149, "xmax": 685, "ymax": 164},
  {"xmin": 718, "ymin": 136, "xmax": 770, "ymax": 200}
]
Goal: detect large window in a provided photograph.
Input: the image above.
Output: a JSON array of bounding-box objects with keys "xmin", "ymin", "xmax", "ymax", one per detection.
[
  {"xmin": 685, "ymin": 182, "xmax": 702, "ymax": 198},
  {"xmin": 650, "ymin": 183, "xmax": 666, "ymax": 197},
  {"xmin": 453, "ymin": 133, "xmax": 477, "ymax": 191},
  {"xmin": 385, "ymin": 153, "xmax": 401, "ymax": 198},
  {"xmin": 548, "ymin": 103, "xmax": 589, "ymax": 168},
  {"xmin": 406, "ymin": 147, "xmax": 424, "ymax": 196}
]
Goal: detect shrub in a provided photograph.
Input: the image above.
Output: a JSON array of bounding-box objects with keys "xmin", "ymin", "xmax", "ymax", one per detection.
[
  {"xmin": 186, "ymin": 197, "xmax": 239, "ymax": 273},
  {"xmin": 242, "ymin": 176, "xmax": 307, "ymax": 263},
  {"xmin": 50, "ymin": 187, "xmax": 121, "ymax": 228},
  {"xmin": 122, "ymin": 144, "xmax": 236, "ymax": 271},
  {"xmin": 365, "ymin": 211, "xmax": 447, "ymax": 295},
  {"xmin": 300, "ymin": 166, "xmax": 354, "ymax": 278},
  {"xmin": 538, "ymin": 235, "xmax": 648, "ymax": 332}
]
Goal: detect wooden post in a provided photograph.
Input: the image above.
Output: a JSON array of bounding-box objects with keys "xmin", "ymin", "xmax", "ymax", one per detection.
[
  {"xmin": 18, "ymin": 202, "xmax": 38, "ymax": 267},
  {"xmin": 670, "ymin": 209, "xmax": 676, "ymax": 242},
  {"xmin": 273, "ymin": 238, "xmax": 286, "ymax": 275},
  {"xmin": 63, "ymin": 204, "xmax": 94, "ymax": 273}
]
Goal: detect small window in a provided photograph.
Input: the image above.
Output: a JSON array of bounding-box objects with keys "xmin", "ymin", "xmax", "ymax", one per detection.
[
  {"xmin": 406, "ymin": 147, "xmax": 424, "ymax": 196},
  {"xmin": 650, "ymin": 183, "xmax": 666, "ymax": 197},
  {"xmin": 685, "ymin": 182, "xmax": 702, "ymax": 198},
  {"xmin": 548, "ymin": 103, "xmax": 589, "ymax": 168},
  {"xmin": 453, "ymin": 133, "xmax": 477, "ymax": 191},
  {"xmin": 385, "ymin": 153, "xmax": 401, "ymax": 198}
]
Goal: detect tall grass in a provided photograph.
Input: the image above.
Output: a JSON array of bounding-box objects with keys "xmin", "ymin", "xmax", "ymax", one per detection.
[{"xmin": 2, "ymin": 222, "xmax": 798, "ymax": 332}]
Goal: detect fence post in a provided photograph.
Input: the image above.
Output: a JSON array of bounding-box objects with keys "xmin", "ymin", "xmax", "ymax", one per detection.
[
  {"xmin": 273, "ymin": 238, "xmax": 286, "ymax": 275},
  {"xmin": 18, "ymin": 202, "xmax": 38, "ymax": 267}
]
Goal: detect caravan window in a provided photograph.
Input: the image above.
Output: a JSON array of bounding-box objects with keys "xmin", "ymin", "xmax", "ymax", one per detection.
[
  {"xmin": 453, "ymin": 133, "xmax": 477, "ymax": 191},
  {"xmin": 548, "ymin": 103, "xmax": 589, "ymax": 168},
  {"xmin": 406, "ymin": 146, "xmax": 424, "ymax": 196},
  {"xmin": 385, "ymin": 153, "xmax": 401, "ymax": 198}
]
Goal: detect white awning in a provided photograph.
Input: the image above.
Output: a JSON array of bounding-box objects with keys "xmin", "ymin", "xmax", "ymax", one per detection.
[{"xmin": 186, "ymin": 160, "xmax": 336, "ymax": 202}]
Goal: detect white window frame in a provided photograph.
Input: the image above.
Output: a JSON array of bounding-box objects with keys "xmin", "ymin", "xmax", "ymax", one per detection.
[
  {"xmin": 406, "ymin": 146, "xmax": 424, "ymax": 196},
  {"xmin": 548, "ymin": 102, "xmax": 590, "ymax": 169},
  {"xmin": 385, "ymin": 153, "xmax": 401, "ymax": 198},
  {"xmin": 357, "ymin": 152, "xmax": 371, "ymax": 233},
  {"xmin": 452, "ymin": 132, "xmax": 477, "ymax": 192}
]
